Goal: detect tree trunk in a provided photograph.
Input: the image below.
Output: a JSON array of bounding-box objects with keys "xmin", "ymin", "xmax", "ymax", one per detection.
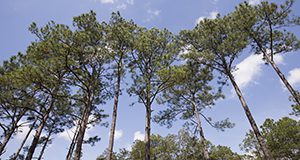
[
  {"xmin": 192, "ymin": 102, "xmax": 210, "ymax": 160},
  {"xmin": 12, "ymin": 117, "xmax": 38, "ymax": 160},
  {"xmin": 228, "ymin": 72, "xmax": 273, "ymax": 160},
  {"xmin": 25, "ymin": 100, "xmax": 54, "ymax": 160},
  {"xmin": 0, "ymin": 129, "xmax": 14, "ymax": 156},
  {"xmin": 265, "ymin": 54, "xmax": 300, "ymax": 105},
  {"xmin": 0, "ymin": 110, "xmax": 26, "ymax": 155},
  {"xmin": 107, "ymin": 64, "xmax": 122, "ymax": 160},
  {"xmin": 73, "ymin": 95, "xmax": 93, "ymax": 160},
  {"xmin": 37, "ymin": 124, "xmax": 54, "ymax": 160},
  {"xmin": 66, "ymin": 122, "xmax": 80, "ymax": 160},
  {"xmin": 144, "ymin": 101, "xmax": 151, "ymax": 160}
]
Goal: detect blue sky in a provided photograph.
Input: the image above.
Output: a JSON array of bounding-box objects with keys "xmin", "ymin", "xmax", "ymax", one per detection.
[{"xmin": 1, "ymin": 0, "xmax": 300, "ymax": 159}]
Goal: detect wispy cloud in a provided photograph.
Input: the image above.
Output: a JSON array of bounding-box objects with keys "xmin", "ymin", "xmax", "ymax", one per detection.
[
  {"xmin": 147, "ymin": 9, "xmax": 160, "ymax": 16},
  {"xmin": 116, "ymin": 3, "xmax": 127, "ymax": 10},
  {"xmin": 287, "ymin": 68, "xmax": 300, "ymax": 88},
  {"xmin": 99, "ymin": 0, "xmax": 115, "ymax": 4},
  {"xmin": 248, "ymin": 0, "xmax": 261, "ymax": 6},
  {"xmin": 133, "ymin": 131, "xmax": 144, "ymax": 141},
  {"xmin": 126, "ymin": 0, "xmax": 134, "ymax": 5},
  {"xmin": 144, "ymin": 9, "xmax": 161, "ymax": 22},
  {"xmin": 95, "ymin": 0, "xmax": 135, "ymax": 10},
  {"xmin": 195, "ymin": 11, "xmax": 218, "ymax": 25}
]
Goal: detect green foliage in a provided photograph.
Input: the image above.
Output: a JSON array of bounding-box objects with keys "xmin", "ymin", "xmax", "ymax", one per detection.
[
  {"xmin": 247, "ymin": 0, "xmax": 300, "ymax": 57},
  {"xmin": 241, "ymin": 117, "xmax": 300, "ymax": 159},
  {"xmin": 100, "ymin": 129, "xmax": 244, "ymax": 160},
  {"xmin": 127, "ymin": 27, "xmax": 179, "ymax": 106},
  {"xmin": 210, "ymin": 145, "xmax": 243, "ymax": 160},
  {"xmin": 154, "ymin": 58, "xmax": 233, "ymax": 132}
]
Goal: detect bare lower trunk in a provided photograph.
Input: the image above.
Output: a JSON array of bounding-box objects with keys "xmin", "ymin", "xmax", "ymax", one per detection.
[
  {"xmin": 66, "ymin": 123, "xmax": 80, "ymax": 160},
  {"xmin": 265, "ymin": 55, "xmax": 300, "ymax": 105},
  {"xmin": 25, "ymin": 101, "xmax": 54, "ymax": 160},
  {"xmin": 228, "ymin": 72, "xmax": 273, "ymax": 160},
  {"xmin": 0, "ymin": 110, "xmax": 26, "ymax": 155},
  {"xmin": 144, "ymin": 104, "xmax": 151, "ymax": 160},
  {"xmin": 12, "ymin": 117, "xmax": 38, "ymax": 160},
  {"xmin": 37, "ymin": 124, "xmax": 54, "ymax": 160},
  {"xmin": 192, "ymin": 102, "xmax": 210, "ymax": 160},
  {"xmin": 107, "ymin": 67, "xmax": 121, "ymax": 160},
  {"xmin": 73, "ymin": 96, "xmax": 92, "ymax": 160}
]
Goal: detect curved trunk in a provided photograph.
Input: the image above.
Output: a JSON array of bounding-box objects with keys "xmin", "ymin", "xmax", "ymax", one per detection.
[
  {"xmin": 265, "ymin": 55, "xmax": 300, "ymax": 105},
  {"xmin": 12, "ymin": 117, "xmax": 38, "ymax": 160},
  {"xmin": 228, "ymin": 72, "xmax": 273, "ymax": 160},
  {"xmin": 144, "ymin": 101, "xmax": 151, "ymax": 160},
  {"xmin": 73, "ymin": 95, "xmax": 93, "ymax": 160},
  {"xmin": 25, "ymin": 100, "xmax": 54, "ymax": 160},
  {"xmin": 107, "ymin": 64, "xmax": 122, "ymax": 160},
  {"xmin": 192, "ymin": 103, "xmax": 210, "ymax": 160}
]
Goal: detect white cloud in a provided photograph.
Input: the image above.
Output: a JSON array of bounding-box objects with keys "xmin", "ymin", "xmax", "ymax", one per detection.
[
  {"xmin": 59, "ymin": 115, "xmax": 97, "ymax": 141},
  {"xmin": 108, "ymin": 129, "xmax": 123, "ymax": 140},
  {"xmin": 99, "ymin": 0, "xmax": 115, "ymax": 4},
  {"xmin": 116, "ymin": 3, "xmax": 127, "ymax": 10},
  {"xmin": 287, "ymin": 68, "xmax": 300, "ymax": 87},
  {"xmin": 248, "ymin": 0, "xmax": 261, "ymax": 6},
  {"xmin": 126, "ymin": 0, "xmax": 134, "ymax": 5},
  {"xmin": 59, "ymin": 126, "xmax": 77, "ymax": 141},
  {"xmin": 273, "ymin": 54, "xmax": 285, "ymax": 65},
  {"xmin": 144, "ymin": 9, "xmax": 161, "ymax": 22},
  {"xmin": 147, "ymin": 9, "xmax": 160, "ymax": 16},
  {"xmin": 233, "ymin": 54, "xmax": 264, "ymax": 89},
  {"xmin": 115, "ymin": 0, "xmax": 134, "ymax": 10},
  {"xmin": 195, "ymin": 11, "xmax": 218, "ymax": 25},
  {"xmin": 133, "ymin": 131, "xmax": 144, "ymax": 141},
  {"xmin": 115, "ymin": 130, "xmax": 123, "ymax": 140},
  {"xmin": 15, "ymin": 120, "xmax": 42, "ymax": 140},
  {"xmin": 16, "ymin": 124, "xmax": 34, "ymax": 140}
]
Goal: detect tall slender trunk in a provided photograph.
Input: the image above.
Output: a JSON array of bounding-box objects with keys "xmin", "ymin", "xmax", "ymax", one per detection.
[
  {"xmin": 228, "ymin": 71, "xmax": 273, "ymax": 160},
  {"xmin": 37, "ymin": 124, "xmax": 54, "ymax": 160},
  {"xmin": 265, "ymin": 54, "xmax": 300, "ymax": 105},
  {"xmin": 12, "ymin": 117, "xmax": 38, "ymax": 160},
  {"xmin": 25, "ymin": 100, "xmax": 54, "ymax": 160},
  {"xmin": 73, "ymin": 95, "xmax": 92, "ymax": 160},
  {"xmin": 107, "ymin": 64, "xmax": 122, "ymax": 160},
  {"xmin": 66, "ymin": 122, "xmax": 80, "ymax": 160},
  {"xmin": 192, "ymin": 102, "xmax": 210, "ymax": 160},
  {"xmin": 144, "ymin": 99, "xmax": 151, "ymax": 160},
  {"xmin": 0, "ymin": 110, "xmax": 26, "ymax": 155}
]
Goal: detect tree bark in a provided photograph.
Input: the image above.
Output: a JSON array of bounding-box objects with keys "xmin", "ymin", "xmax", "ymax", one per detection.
[
  {"xmin": 144, "ymin": 101, "xmax": 151, "ymax": 160},
  {"xmin": 192, "ymin": 102, "xmax": 210, "ymax": 160},
  {"xmin": 25, "ymin": 100, "xmax": 54, "ymax": 160},
  {"xmin": 0, "ymin": 110, "xmax": 26, "ymax": 155},
  {"xmin": 37, "ymin": 124, "xmax": 54, "ymax": 160},
  {"xmin": 228, "ymin": 72, "xmax": 273, "ymax": 160},
  {"xmin": 107, "ymin": 63, "xmax": 122, "ymax": 160},
  {"xmin": 66, "ymin": 122, "xmax": 80, "ymax": 160},
  {"xmin": 265, "ymin": 54, "xmax": 300, "ymax": 105},
  {"xmin": 73, "ymin": 95, "xmax": 93, "ymax": 160},
  {"xmin": 12, "ymin": 117, "xmax": 38, "ymax": 160}
]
